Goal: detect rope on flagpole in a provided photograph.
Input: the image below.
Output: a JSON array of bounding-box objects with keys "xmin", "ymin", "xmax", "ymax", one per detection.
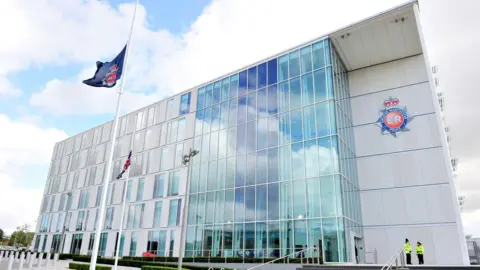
[{"xmin": 89, "ymin": 1, "xmax": 139, "ymax": 270}]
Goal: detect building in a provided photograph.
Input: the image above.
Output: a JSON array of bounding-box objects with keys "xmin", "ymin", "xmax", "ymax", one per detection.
[
  {"xmin": 466, "ymin": 235, "xmax": 480, "ymax": 264},
  {"xmin": 33, "ymin": 1, "xmax": 469, "ymax": 265}
]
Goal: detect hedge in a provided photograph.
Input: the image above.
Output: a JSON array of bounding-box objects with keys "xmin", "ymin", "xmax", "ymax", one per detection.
[
  {"xmin": 122, "ymin": 256, "xmax": 323, "ymax": 264},
  {"xmin": 141, "ymin": 266, "xmax": 178, "ymax": 270},
  {"xmin": 69, "ymin": 262, "xmax": 112, "ymax": 270}
]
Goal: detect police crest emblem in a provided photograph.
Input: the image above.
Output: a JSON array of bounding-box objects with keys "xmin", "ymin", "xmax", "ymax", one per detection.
[{"xmin": 376, "ymin": 97, "xmax": 414, "ymax": 137}]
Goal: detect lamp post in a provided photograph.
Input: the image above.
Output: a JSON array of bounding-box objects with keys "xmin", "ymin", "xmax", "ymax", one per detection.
[
  {"xmin": 60, "ymin": 192, "xmax": 73, "ymax": 253},
  {"xmin": 177, "ymin": 149, "xmax": 199, "ymax": 270}
]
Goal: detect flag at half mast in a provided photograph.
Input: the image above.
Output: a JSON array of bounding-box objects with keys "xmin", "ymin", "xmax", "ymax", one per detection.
[
  {"xmin": 116, "ymin": 150, "xmax": 132, "ymax": 179},
  {"xmin": 83, "ymin": 45, "xmax": 127, "ymax": 88}
]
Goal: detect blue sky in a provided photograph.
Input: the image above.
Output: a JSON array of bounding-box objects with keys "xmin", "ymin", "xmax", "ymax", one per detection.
[{"xmin": 1, "ymin": 0, "xmax": 480, "ymax": 237}]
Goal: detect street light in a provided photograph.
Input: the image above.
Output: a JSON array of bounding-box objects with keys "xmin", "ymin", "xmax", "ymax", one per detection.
[
  {"xmin": 60, "ymin": 192, "xmax": 73, "ymax": 253},
  {"xmin": 177, "ymin": 149, "xmax": 199, "ymax": 270}
]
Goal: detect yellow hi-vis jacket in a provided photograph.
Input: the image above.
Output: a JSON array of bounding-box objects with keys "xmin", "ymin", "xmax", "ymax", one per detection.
[
  {"xmin": 404, "ymin": 243, "xmax": 412, "ymax": 254},
  {"xmin": 416, "ymin": 245, "xmax": 424, "ymax": 255}
]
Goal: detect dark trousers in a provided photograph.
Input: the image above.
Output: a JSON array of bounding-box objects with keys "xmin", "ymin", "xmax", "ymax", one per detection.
[
  {"xmin": 417, "ymin": 254, "xmax": 424, "ymax": 265},
  {"xmin": 406, "ymin": 253, "xmax": 411, "ymax": 265}
]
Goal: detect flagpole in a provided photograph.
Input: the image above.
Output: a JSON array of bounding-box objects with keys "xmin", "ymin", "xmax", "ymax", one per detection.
[
  {"xmin": 113, "ymin": 118, "xmax": 137, "ymax": 270},
  {"xmin": 89, "ymin": 1, "xmax": 139, "ymax": 270}
]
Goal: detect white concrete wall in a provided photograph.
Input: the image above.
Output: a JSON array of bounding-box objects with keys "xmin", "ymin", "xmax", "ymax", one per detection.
[{"xmin": 349, "ymin": 54, "xmax": 465, "ymax": 265}]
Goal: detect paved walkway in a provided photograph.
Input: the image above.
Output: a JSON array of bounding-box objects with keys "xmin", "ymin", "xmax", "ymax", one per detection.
[{"xmin": 0, "ymin": 259, "xmax": 139, "ymax": 270}]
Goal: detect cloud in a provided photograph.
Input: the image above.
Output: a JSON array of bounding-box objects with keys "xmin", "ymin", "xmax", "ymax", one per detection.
[{"xmin": 0, "ymin": 114, "xmax": 67, "ymax": 234}]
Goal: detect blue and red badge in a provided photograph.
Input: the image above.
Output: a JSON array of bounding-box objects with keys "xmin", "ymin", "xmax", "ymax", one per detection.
[{"xmin": 376, "ymin": 97, "xmax": 414, "ymax": 137}]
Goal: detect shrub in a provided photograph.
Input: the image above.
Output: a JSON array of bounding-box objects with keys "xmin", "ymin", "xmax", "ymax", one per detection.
[
  {"xmin": 60, "ymin": 253, "xmax": 75, "ymax": 260},
  {"xmin": 69, "ymin": 262, "xmax": 111, "ymax": 270},
  {"xmin": 141, "ymin": 266, "xmax": 178, "ymax": 270}
]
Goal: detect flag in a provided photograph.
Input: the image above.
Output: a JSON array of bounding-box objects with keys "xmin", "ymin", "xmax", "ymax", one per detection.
[
  {"xmin": 116, "ymin": 150, "xmax": 132, "ymax": 179},
  {"xmin": 83, "ymin": 45, "xmax": 127, "ymax": 88}
]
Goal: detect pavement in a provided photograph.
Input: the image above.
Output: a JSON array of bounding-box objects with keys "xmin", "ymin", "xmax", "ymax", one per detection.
[{"xmin": 0, "ymin": 259, "xmax": 140, "ymax": 270}]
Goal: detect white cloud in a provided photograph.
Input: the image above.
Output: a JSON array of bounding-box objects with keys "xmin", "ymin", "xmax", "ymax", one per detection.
[{"xmin": 0, "ymin": 114, "xmax": 67, "ymax": 234}]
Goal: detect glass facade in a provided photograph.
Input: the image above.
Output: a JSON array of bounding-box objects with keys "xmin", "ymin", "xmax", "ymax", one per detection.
[
  {"xmin": 36, "ymin": 37, "xmax": 361, "ymax": 263},
  {"xmin": 186, "ymin": 38, "xmax": 361, "ymax": 262}
]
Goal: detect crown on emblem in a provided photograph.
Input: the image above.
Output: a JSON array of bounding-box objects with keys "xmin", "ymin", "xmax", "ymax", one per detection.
[
  {"xmin": 109, "ymin": 65, "xmax": 118, "ymax": 72},
  {"xmin": 384, "ymin": 97, "xmax": 399, "ymax": 107}
]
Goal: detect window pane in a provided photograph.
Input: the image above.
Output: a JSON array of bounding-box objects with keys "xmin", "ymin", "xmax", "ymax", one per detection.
[
  {"xmin": 203, "ymin": 106, "xmax": 211, "ymax": 135},
  {"xmin": 236, "ymin": 154, "xmax": 246, "ymax": 187},
  {"xmin": 293, "ymin": 179, "xmax": 306, "ymax": 218},
  {"xmin": 278, "ymin": 82, "xmax": 289, "ymax": 113},
  {"xmin": 197, "ymin": 194, "xmax": 206, "ymax": 224},
  {"xmin": 256, "ymin": 185, "xmax": 267, "ymax": 221},
  {"xmin": 227, "ymin": 127, "xmax": 236, "ymax": 157},
  {"xmin": 325, "ymin": 39, "xmax": 332, "ymax": 66},
  {"xmin": 190, "ymin": 165, "xmax": 199, "ymax": 194},
  {"xmin": 205, "ymin": 84, "xmax": 213, "ymax": 107},
  {"xmin": 225, "ymin": 190, "xmax": 234, "ymax": 223},
  {"xmin": 322, "ymin": 217, "xmax": 339, "ymax": 262},
  {"xmin": 267, "ymin": 184, "xmax": 279, "ymax": 221},
  {"xmin": 217, "ymin": 159, "xmax": 226, "ymax": 190},
  {"xmin": 206, "ymin": 192, "xmax": 215, "ymax": 224},
  {"xmin": 267, "ymin": 84, "xmax": 278, "ymax": 114},
  {"xmin": 247, "ymin": 92, "xmax": 257, "ymax": 122},
  {"xmin": 258, "ymin": 63, "xmax": 267, "ymax": 89},
  {"xmin": 257, "ymin": 88, "xmax": 267, "ymax": 116},
  {"xmin": 213, "ymin": 81, "xmax": 221, "ymax": 105},
  {"xmin": 207, "ymin": 161, "xmax": 217, "ymax": 191},
  {"xmin": 257, "ymin": 118, "xmax": 267, "ymax": 150},
  {"xmin": 201, "ymin": 134, "xmax": 210, "ymax": 163},
  {"xmin": 318, "ymin": 136, "xmax": 333, "ymax": 175},
  {"xmin": 268, "ymin": 222, "xmax": 279, "ymax": 255},
  {"xmin": 300, "ymin": 46, "xmax": 312, "ymax": 74},
  {"xmin": 168, "ymin": 199, "xmax": 180, "ymax": 226},
  {"xmin": 211, "ymin": 104, "xmax": 220, "ymax": 132},
  {"xmin": 234, "ymin": 224, "xmax": 244, "ymax": 252},
  {"xmin": 154, "ymin": 174, "xmax": 165, "ymax": 198},
  {"xmin": 278, "ymin": 55, "xmax": 288, "ymax": 82},
  {"xmin": 268, "ymin": 148, "xmax": 278, "ymax": 183},
  {"xmin": 187, "ymin": 195, "xmax": 197, "ymax": 225},
  {"xmin": 268, "ymin": 115, "xmax": 279, "ymax": 148},
  {"xmin": 314, "ymin": 69, "xmax": 327, "ymax": 103},
  {"xmin": 229, "ymin": 98, "xmax": 237, "ymax": 127},
  {"xmin": 220, "ymin": 102, "xmax": 229, "ymax": 128},
  {"xmin": 221, "ymin": 78, "xmax": 230, "ymax": 102},
  {"xmin": 238, "ymin": 95, "xmax": 247, "ymax": 124},
  {"xmin": 247, "ymin": 66, "xmax": 257, "ymax": 91},
  {"xmin": 226, "ymin": 157, "xmax": 236, "ymax": 189},
  {"xmin": 239, "ymin": 70, "xmax": 247, "ymax": 96},
  {"xmin": 136, "ymin": 178, "xmax": 144, "ymax": 201},
  {"xmin": 154, "ymin": 201, "xmax": 162, "ymax": 227},
  {"xmin": 267, "ymin": 59, "xmax": 278, "ymax": 85},
  {"xmin": 289, "ymin": 51, "xmax": 300, "ymax": 78},
  {"xmin": 230, "ymin": 74, "xmax": 239, "ymax": 99},
  {"xmin": 246, "ymin": 153, "xmax": 255, "ymax": 186},
  {"xmin": 210, "ymin": 131, "xmax": 219, "ymax": 161},
  {"xmin": 303, "ymin": 105, "xmax": 316, "ymax": 140},
  {"xmin": 315, "ymin": 102, "xmax": 330, "ymax": 137},
  {"xmin": 326, "ymin": 67, "xmax": 334, "ymax": 99},
  {"xmin": 290, "ymin": 109, "xmax": 303, "ymax": 143},
  {"xmin": 180, "ymin": 92, "xmax": 191, "ymax": 115},
  {"xmin": 312, "ymin": 40, "xmax": 325, "ymax": 70},
  {"xmin": 215, "ymin": 191, "xmax": 224, "ymax": 224},
  {"xmin": 199, "ymin": 162, "xmax": 208, "ymax": 193},
  {"xmin": 302, "ymin": 73, "xmax": 314, "ymax": 106},
  {"xmin": 256, "ymin": 150, "xmax": 267, "ymax": 185},
  {"xmin": 305, "ymin": 140, "xmax": 319, "ymax": 178},
  {"xmin": 292, "ymin": 143, "xmax": 305, "ymax": 180},
  {"xmin": 246, "ymin": 121, "xmax": 256, "ymax": 154},
  {"xmin": 237, "ymin": 124, "xmax": 246, "ymax": 155},
  {"xmin": 278, "ymin": 145, "xmax": 291, "ymax": 181},
  {"xmin": 168, "ymin": 171, "xmax": 179, "ymax": 196},
  {"xmin": 294, "ymin": 220, "xmax": 307, "ymax": 254},
  {"xmin": 320, "ymin": 176, "xmax": 336, "ymax": 217},
  {"xmin": 197, "ymin": 88, "xmax": 205, "ymax": 110},
  {"xmin": 235, "ymin": 188, "xmax": 245, "ymax": 222},
  {"xmin": 279, "ymin": 182, "xmax": 292, "ymax": 220},
  {"xmin": 279, "ymin": 113, "xmax": 290, "ymax": 146},
  {"xmin": 290, "ymin": 77, "xmax": 301, "ymax": 110}
]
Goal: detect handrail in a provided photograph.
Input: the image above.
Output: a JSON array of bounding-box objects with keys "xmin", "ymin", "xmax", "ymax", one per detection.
[
  {"xmin": 381, "ymin": 249, "xmax": 405, "ymax": 270},
  {"xmin": 246, "ymin": 247, "xmax": 321, "ymax": 270}
]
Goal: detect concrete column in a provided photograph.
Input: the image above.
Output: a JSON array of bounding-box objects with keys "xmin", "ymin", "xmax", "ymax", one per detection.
[
  {"xmin": 7, "ymin": 255, "xmax": 14, "ymax": 270},
  {"xmin": 46, "ymin": 253, "xmax": 50, "ymax": 267},
  {"xmin": 19, "ymin": 252, "xmax": 25, "ymax": 270},
  {"xmin": 28, "ymin": 254, "xmax": 34, "ymax": 269},
  {"xmin": 36, "ymin": 253, "xmax": 42, "ymax": 268}
]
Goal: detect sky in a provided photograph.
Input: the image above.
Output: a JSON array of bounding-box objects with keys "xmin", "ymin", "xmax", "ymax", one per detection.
[{"xmin": 0, "ymin": 0, "xmax": 479, "ymax": 239}]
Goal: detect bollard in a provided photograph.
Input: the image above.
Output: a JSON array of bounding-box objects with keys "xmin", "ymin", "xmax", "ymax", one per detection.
[
  {"xmin": 19, "ymin": 252, "xmax": 25, "ymax": 270},
  {"xmin": 7, "ymin": 255, "xmax": 14, "ymax": 270},
  {"xmin": 0, "ymin": 250, "xmax": 3, "ymax": 263},
  {"xmin": 53, "ymin": 254, "xmax": 59, "ymax": 267},
  {"xmin": 28, "ymin": 253, "xmax": 34, "ymax": 269},
  {"xmin": 46, "ymin": 253, "xmax": 51, "ymax": 267}
]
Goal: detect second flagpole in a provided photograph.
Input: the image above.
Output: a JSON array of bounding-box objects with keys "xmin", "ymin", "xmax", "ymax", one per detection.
[{"xmin": 89, "ymin": 1, "xmax": 139, "ymax": 270}]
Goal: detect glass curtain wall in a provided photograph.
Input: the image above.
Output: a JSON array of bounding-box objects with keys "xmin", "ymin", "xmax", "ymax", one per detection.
[{"xmin": 186, "ymin": 37, "xmax": 361, "ymax": 262}]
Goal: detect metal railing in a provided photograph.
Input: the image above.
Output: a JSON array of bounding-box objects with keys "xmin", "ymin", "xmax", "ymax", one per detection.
[
  {"xmin": 246, "ymin": 247, "xmax": 321, "ymax": 270},
  {"xmin": 381, "ymin": 249, "xmax": 406, "ymax": 270}
]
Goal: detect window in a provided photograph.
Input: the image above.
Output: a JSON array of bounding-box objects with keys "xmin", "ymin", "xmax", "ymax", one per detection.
[
  {"xmin": 180, "ymin": 92, "xmax": 191, "ymax": 115},
  {"xmin": 70, "ymin": 234, "xmax": 82, "ymax": 254},
  {"xmin": 174, "ymin": 143, "xmax": 184, "ymax": 168},
  {"xmin": 56, "ymin": 213, "xmax": 63, "ymax": 232},
  {"xmin": 136, "ymin": 178, "xmax": 144, "ymax": 201},
  {"xmin": 99, "ymin": 232, "xmax": 108, "ymax": 257},
  {"xmin": 129, "ymin": 232, "xmax": 138, "ymax": 256},
  {"xmin": 95, "ymin": 186, "xmax": 102, "ymax": 207},
  {"xmin": 126, "ymin": 180, "xmax": 133, "ymax": 201},
  {"xmin": 76, "ymin": 211, "xmax": 85, "ymax": 231},
  {"xmin": 104, "ymin": 207, "xmax": 114, "ymax": 229},
  {"xmin": 134, "ymin": 203, "xmax": 145, "ymax": 228},
  {"xmin": 147, "ymin": 106, "xmax": 155, "ymax": 127},
  {"xmin": 153, "ymin": 201, "xmax": 163, "ymax": 227},
  {"xmin": 160, "ymin": 147, "xmax": 170, "ymax": 171},
  {"xmin": 153, "ymin": 174, "xmax": 165, "ymax": 198},
  {"xmin": 166, "ymin": 99, "xmax": 175, "ymax": 119},
  {"xmin": 147, "ymin": 231, "xmax": 167, "ymax": 256},
  {"xmin": 168, "ymin": 199, "xmax": 182, "ymax": 226},
  {"xmin": 168, "ymin": 171, "xmax": 180, "ymax": 196}
]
